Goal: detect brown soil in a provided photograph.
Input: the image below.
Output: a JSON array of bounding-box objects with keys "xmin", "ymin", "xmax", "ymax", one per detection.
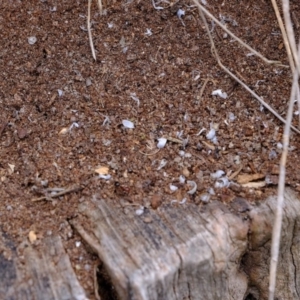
[{"xmin": 1, "ymin": 0, "xmax": 300, "ymax": 298}]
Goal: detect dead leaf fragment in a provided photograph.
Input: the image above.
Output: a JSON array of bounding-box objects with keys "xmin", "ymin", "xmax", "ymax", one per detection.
[
  {"xmin": 8, "ymin": 164, "xmax": 15, "ymax": 174},
  {"xmin": 28, "ymin": 231, "xmax": 37, "ymax": 243},
  {"xmin": 202, "ymin": 140, "xmax": 215, "ymax": 150},
  {"xmin": 59, "ymin": 127, "xmax": 69, "ymax": 135},
  {"xmin": 241, "ymin": 181, "xmax": 266, "ymax": 188},
  {"xmin": 237, "ymin": 173, "xmax": 265, "ymax": 184},
  {"xmin": 95, "ymin": 166, "xmax": 109, "ymax": 175}
]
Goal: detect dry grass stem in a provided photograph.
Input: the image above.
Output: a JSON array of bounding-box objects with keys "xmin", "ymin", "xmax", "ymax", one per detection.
[
  {"xmin": 268, "ymin": 0, "xmax": 300, "ymax": 294},
  {"xmin": 88, "ymin": 0, "xmax": 96, "ymax": 60},
  {"xmin": 97, "ymin": 0, "xmax": 103, "ymax": 15},
  {"xmin": 270, "ymin": 0, "xmax": 295, "ymax": 72},
  {"xmin": 271, "ymin": 0, "xmax": 300, "ymax": 128},
  {"xmin": 31, "ymin": 185, "xmax": 83, "ymax": 202},
  {"xmin": 269, "ymin": 48, "xmax": 300, "ymax": 300},
  {"xmin": 194, "ymin": 2, "xmax": 300, "ymax": 134},
  {"xmin": 282, "ymin": 1, "xmax": 300, "ymax": 72},
  {"xmin": 192, "ymin": 1, "xmax": 285, "ymax": 67}
]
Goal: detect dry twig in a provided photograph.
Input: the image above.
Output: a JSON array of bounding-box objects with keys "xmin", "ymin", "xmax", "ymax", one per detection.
[{"xmin": 31, "ymin": 185, "xmax": 83, "ymax": 202}]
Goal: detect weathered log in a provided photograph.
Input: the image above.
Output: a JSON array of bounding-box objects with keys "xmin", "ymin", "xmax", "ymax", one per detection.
[
  {"xmin": 0, "ymin": 234, "xmax": 87, "ymax": 300},
  {"xmin": 2, "ymin": 188, "xmax": 300, "ymax": 299},
  {"xmin": 71, "ymin": 195, "xmax": 250, "ymax": 299},
  {"xmin": 71, "ymin": 188, "xmax": 300, "ymax": 300},
  {"xmin": 243, "ymin": 188, "xmax": 300, "ymax": 300}
]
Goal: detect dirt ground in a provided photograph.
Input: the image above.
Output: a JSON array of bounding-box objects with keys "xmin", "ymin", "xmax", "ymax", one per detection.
[{"xmin": 1, "ymin": 0, "xmax": 300, "ymax": 298}]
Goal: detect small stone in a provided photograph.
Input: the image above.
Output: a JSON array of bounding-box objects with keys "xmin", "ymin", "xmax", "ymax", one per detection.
[
  {"xmin": 17, "ymin": 127, "xmax": 28, "ymax": 139},
  {"xmin": 86, "ymin": 78, "xmax": 92, "ymax": 86},
  {"xmin": 182, "ymin": 167, "xmax": 190, "ymax": 177},
  {"xmin": 150, "ymin": 194, "xmax": 162, "ymax": 209},
  {"xmin": 143, "ymin": 216, "xmax": 152, "ymax": 223}
]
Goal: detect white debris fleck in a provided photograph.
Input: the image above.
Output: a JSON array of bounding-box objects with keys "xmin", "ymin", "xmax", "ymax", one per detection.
[
  {"xmin": 145, "ymin": 28, "xmax": 152, "ymax": 36},
  {"xmin": 215, "ymin": 177, "xmax": 229, "ymax": 188},
  {"xmin": 108, "ymin": 22, "xmax": 113, "ymax": 28},
  {"xmin": 130, "ymin": 93, "xmax": 140, "ymax": 106},
  {"xmin": 211, "ymin": 136, "xmax": 218, "ymax": 144},
  {"xmin": 122, "ymin": 120, "xmax": 134, "ymax": 129},
  {"xmin": 179, "ymin": 198, "xmax": 187, "ymax": 204},
  {"xmin": 206, "ymin": 128, "xmax": 216, "ymax": 140},
  {"xmin": 80, "ymin": 25, "xmax": 88, "ymax": 32},
  {"xmin": 182, "ymin": 137, "xmax": 189, "ymax": 148},
  {"xmin": 179, "ymin": 175, "xmax": 186, "ymax": 184},
  {"xmin": 75, "ymin": 241, "xmax": 81, "ymax": 247},
  {"xmin": 177, "ymin": 9, "xmax": 185, "ymax": 18},
  {"xmin": 196, "ymin": 128, "xmax": 206, "ymax": 136},
  {"xmin": 169, "ymin": 184, "xmax": 178, "ymax": 192},
  {"xmin": 200, "ymin": 193, "xmax": 210, "ymax": 203},
  {"xmin": 157, "ymin": 137, "xmax": 167, "ymax": 149},
  {"xmin": 228, "ymin": 112, "xmax": 235, "ymax": 122},
  {"xmin": 179, "ymin": 150, "xmax": 185, "ymax": 157},
  {"xmin": 176, "ymin": 130, "xmax": 184, "ymax": 139},
  {"xmin": 208, "ymin": 187, "xmax": 215, "ymax": 195},
  {"xmin": 187, "ymin": 180, "xmax": 197, "ymax": 194},
  {"xmin": 294, "ymin": 110, "xmax": 299, "ymax": 115},
  {"xmin": 269, "ymin": 149, "xmax": 277, "ymax": 159},
  {"xmin": 57, "ymin": 89, "xmax": 64, "ymax": 97},
  {"xmin": 152, "ymin": 0, "xmax": 164, "ymax": 10},
  {"xmin": 212, "ymin": 89, "xmax": 227, "ymax": 99},
  {"xmin": 184, "ymin": 153, "xmax": 192, "ymax": 158},
  {"xmin": 211, "ymin": 170, "xmax": 225, "ymax": 179},
  {"xmin": 98, "ymin": 174, "xmax": 111, "ymax": 180},
  {"xmin": 184, "ymin": 113, "xmax": 189, "ymax": 122},
  {"xmin": 102, "ymin": 138, "xmax": 112, "ymax": 146},
  {"xmin": 135, "ymin": 206, "xmax": 144, "ymax": 216},
  {"xmin": 201, "ymin": 0, "xmax": 207, "ymax": 5},
  {"xmin": 86, "ymin": 78, "xmax": 92, "ymax": 86},
  {"xmin": 28, "ymin": 36, "xmax": 37, "ymax": 45},
  {"xmin": 277, "ymin": 142, "xmax": 283, "ymax": 149},
  {"xmin": 171, "ymin": 198, "xmax": 187, "ymax": 205},
  {"xmin": 157, "ymin": 159, "xmax": 167, "ymax": 170},
  {"xmin": 50, "ymin": 6, "xmax": 57, "ymax": 12},
  {"xmin": 69, "ymin": 122, "xmax": 79, "ymax": 131},
  {"xmin": 102, "ymin": 116, "xmax": 110, "ymax": 126}
]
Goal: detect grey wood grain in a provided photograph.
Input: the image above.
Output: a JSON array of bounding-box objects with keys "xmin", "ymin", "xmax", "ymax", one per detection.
[
  {"xmin": 0, "ymin": 234, "xmax": 87, "ymax": 300},
  {"xmin": 72, "ymin": 197, "xmax": 250, "ymax": 300}
]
